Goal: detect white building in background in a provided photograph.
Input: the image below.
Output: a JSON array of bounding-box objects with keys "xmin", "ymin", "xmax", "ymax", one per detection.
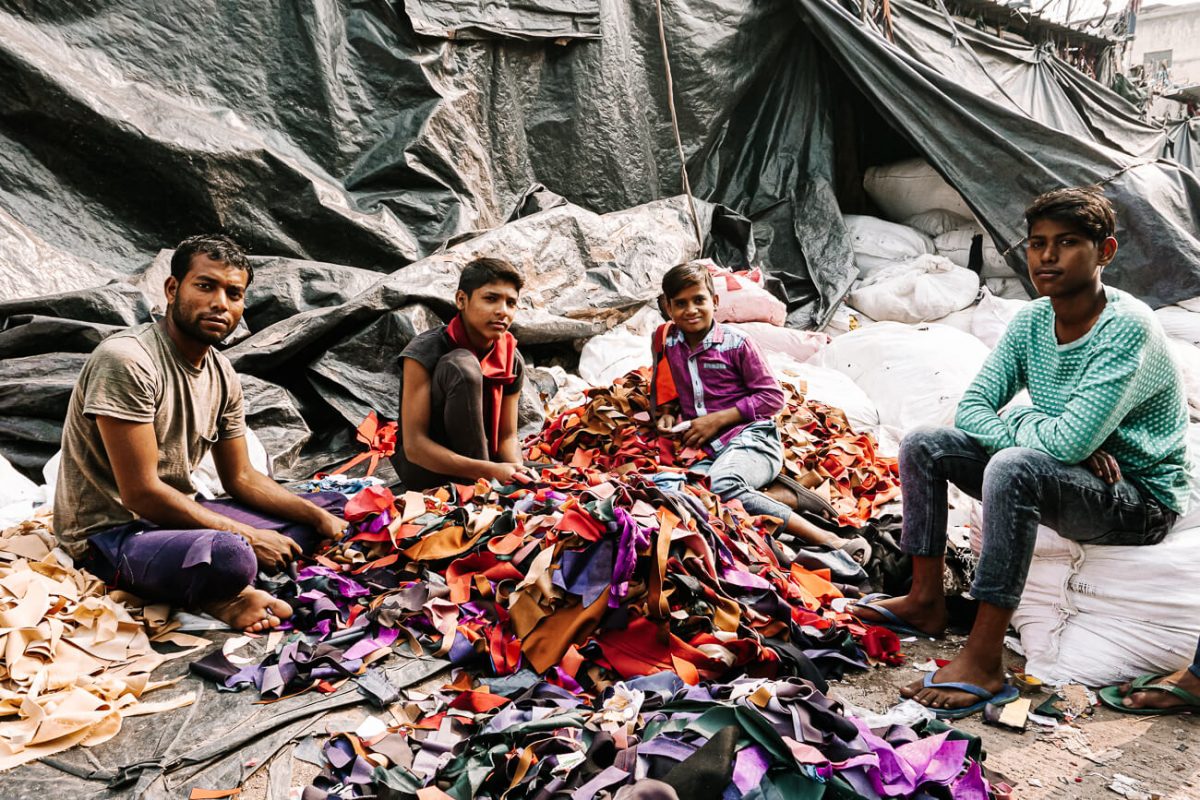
[{"xmin": 1126, "ymin": 1, "xmax": 1200, "ymax": 119}]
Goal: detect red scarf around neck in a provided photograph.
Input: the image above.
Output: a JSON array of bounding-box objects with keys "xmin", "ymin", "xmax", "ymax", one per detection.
[{"xmin": 446, "ymin": 314, "xmax": 518, "ymax": 455}]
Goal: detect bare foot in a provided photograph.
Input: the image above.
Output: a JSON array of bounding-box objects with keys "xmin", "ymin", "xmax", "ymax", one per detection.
[
  {"xmin": 852, "ymin": 594, "xmax": 947, "ymax": 637},
  {"xmin": 1118, "ymin": 669, "xmax": 1200, "ymax": 710},
  {"xmin": 204, "ymin": 587, "xmax": 293, "ymax": 633},
  {"xmin": 901, "ymin": 651, "xmax": 1007, "ymax": 711}
]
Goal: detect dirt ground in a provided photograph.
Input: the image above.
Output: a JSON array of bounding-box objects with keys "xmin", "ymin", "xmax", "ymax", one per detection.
[{"xmin": 239, "ymin": 637, "xmax": 1200, "ymax": 800}]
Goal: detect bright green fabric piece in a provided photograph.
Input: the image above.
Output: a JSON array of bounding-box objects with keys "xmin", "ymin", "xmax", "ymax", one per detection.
[{"xmin": 956, "ymin": 287, "xmax": 1190, "ymax": 513}]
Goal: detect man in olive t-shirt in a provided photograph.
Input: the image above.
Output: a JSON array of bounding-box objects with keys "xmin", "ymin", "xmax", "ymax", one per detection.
[{"xmin": 54, "ymin": 235, "xmax": 347, "ymax": 632}]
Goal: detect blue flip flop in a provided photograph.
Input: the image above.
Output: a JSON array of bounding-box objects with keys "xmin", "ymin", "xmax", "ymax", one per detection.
[
  {"xmin": 916, "ymin": 673, "xmax": 1021, "ymax": 720},
  {"xmin": 850, "ymin": 593, "xmax": 938, "ymax": 638}
]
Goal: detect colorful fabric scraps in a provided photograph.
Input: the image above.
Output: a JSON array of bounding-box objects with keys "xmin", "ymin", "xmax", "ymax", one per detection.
[
  {"xmin": 529, "ymin": 368, "xmax": 900, "ymax": 527},
  {"xmin": 0, "ymin": 516, "xmax": 198, "ymax": 770}
]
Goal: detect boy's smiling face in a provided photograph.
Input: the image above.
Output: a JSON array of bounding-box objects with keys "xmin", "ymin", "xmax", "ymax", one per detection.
[
  {"xmin": 666, "ymin": 282, "xmax": 718, "ymax": 343},
  {"xmin": 1026, "ymin": 218, "xmax": 1116, "ymax": 299}
]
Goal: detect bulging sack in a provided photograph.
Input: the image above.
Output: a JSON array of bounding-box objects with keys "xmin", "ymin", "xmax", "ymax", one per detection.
[
  {"xmin": 863, "ymin": 158, "xmax": 973, "ymax": 221},
  {"xmin": 847, "ymin": 255, "xmax": 980, "ymax": 324},
  {"xmin": 843, "ymin": 215, "xmax": 934, "ymax": 278},
  {"xmin": 708, "ymin": 263, "xmax": 787, "ymax": 326}
]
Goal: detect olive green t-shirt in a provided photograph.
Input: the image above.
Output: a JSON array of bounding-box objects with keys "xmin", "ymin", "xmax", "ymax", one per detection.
[{"xmin": 53, "ymin": 322, "xmax": 246, "ymax": 559}]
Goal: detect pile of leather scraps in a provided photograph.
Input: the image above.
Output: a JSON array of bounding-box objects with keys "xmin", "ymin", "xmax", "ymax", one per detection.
[
  {"xmin": 0, "ymin": 517, "xmax": 200, "ymax": 770},
  {"xmin": 530, "ymin": 368, "xmax": 900, "ymax": 527},
  {"xmin": 181, "ymin": 470, "xmax": 1000, "ymax": 798},
  {"xmin": 308, "ymin": 671, "xmax": 992, "ymax": 800}
]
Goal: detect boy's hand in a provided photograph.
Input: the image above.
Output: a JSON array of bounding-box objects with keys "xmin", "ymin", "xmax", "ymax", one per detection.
[
  {"xmin": 240, "ymin": 527, "xmax": 302, "ymax": 572},
  {"xmin": 682, "ymin": 412, "xmax": 729, "ymax": 449},
  {"xmin": 656, "ymin": 413, "xmax": 677, "ymax": 434},
  {"xmin": 312, "ymin": 509, "xmax": 349, "ymax": 541},
  {"xmin": 489, "ymin": 461, "xmax": 530, "ymax": 484},
  {"xmin": 1086, "ymin": 449, "xmax": 1122, "ymax": 485}
]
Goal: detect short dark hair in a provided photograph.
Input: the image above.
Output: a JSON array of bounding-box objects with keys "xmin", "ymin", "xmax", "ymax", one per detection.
[
  {"xmin": 661, "ymin": 260, "xmax": 716, "ymax": 301},
  {"xmin": 457, "ymin": 257, "xmax": 524, "ymax": 296},
  {"xmin": 1025, "ymin": 186, "xmax": 1116, "ymax": 244},
  {"xmin": 171, "ymin": 234, "xmax": 253, "ymax": 285}
]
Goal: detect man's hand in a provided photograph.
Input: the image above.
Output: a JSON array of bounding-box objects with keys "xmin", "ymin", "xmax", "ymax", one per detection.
[
  {"xmin": 488, "ymin": 461, "xmax": 529, "ymax": 484},
  {"xmin": 682, "ymin": 412, "xmax": 729, "ymax": 449},
  {"xmin": 1086, "ymin": 449, "xmax": 1122, "ymax": 485},
  {"xmin": 656, "ymin": 413, "xmax": 677, "ymax": 434},
  {"xmin": 311, "ymin": 509, "xmax": 348, "ymax": 541},
  {"xmin": 240, "ymin": 527, "xmax": 302, "ymax": 572}
]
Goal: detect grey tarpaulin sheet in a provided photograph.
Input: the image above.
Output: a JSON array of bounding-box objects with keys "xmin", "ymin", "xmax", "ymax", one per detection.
[
  {"xmin": 794, "ymin": 0, "xmax": 1200, "ymax": 302},
  {"xmin": 0, "ymin": 632, "xmax": 448, "ymax": 800},
  {"xmin": 404, "ymin": 0, "xmax": 602, "ymax": 40},
  {"xmin": 1162, "ymin": 118, "xmax": 1199, "ymax": 174},
  {"xmin": 885, "ymin": 0, "xmax": 1166, "ymax": 159},
  {"xmin": 0, "ymin": 194, "xmax": 723, "ymax": 480}
]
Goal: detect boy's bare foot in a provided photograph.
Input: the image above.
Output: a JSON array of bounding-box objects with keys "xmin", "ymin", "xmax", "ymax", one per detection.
[
  {"xmin": 852, "ymin": 594, "xmax": 947, "ymax": 637},
  {"xmin": 204, "ymin": 587, "xmax": 292, "ymax": 633},
  {"xmin": 901, "ymin": 650, "xmax": 1007, "ymax": 711},
  {"xmin": 1118, "ymin": 668, "xmax": 1200, "ymax": 710}
]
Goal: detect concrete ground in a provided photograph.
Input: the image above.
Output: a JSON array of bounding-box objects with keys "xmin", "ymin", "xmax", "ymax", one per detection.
[{"xmin": 240, "ymin": 637, "xmax": 1200, "ymax": 799}]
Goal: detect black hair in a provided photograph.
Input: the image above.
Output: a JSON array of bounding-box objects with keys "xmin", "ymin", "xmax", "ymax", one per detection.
[
  {"xmin": 1024, "ymin": 186, "xmax": 1117, "ymax": 245},
  {"xmin": 457, "ymin": 257, "xmax": 524, "ymax": 297},
  {"xmin": 170, "ymin": 234, "xmax": 253, "ymax": 285},
  {"xmin": 661, "ymin": 260, "xmax": 716, "ymax": 301}
]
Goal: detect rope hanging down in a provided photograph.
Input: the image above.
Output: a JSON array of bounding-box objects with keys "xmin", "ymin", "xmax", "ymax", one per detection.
[{"xmin": 653, "ymin": 0, "xmax": 705, "ymax": 250}]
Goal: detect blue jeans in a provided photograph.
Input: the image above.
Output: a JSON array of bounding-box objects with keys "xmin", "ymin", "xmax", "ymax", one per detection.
[
  {"xmin": 694, "ymin": 422, "xmax": 792, "ymax": 524},
  {"xmin": 900, "ymin": 426, "xmax": 1176, "ymax": 609}
]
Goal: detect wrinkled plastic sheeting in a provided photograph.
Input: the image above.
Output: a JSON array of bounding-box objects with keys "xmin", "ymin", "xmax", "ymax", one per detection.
[
  {"xmin": 403, "ymin": 0, "xmax": 601, "ymax": 40},
  {"xmin": 0, "ymin": 194, "xmax": 720, "ymax": 481},
  {"xmin": 0, "ymin": 0, "xmax": 793, "ymax": 284},
  {"xmin": 1162, "ymin": 118, "xmax": 1199, "ymax": 175},
  {"xmin": 796, "ymin": 0, "xmax": 1200, "ymax": 306},
  {"xmin": 885, "ymin": 0, "xmax": 1165, "ymax": 159}
]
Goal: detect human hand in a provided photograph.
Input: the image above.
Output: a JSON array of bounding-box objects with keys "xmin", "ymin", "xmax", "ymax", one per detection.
[
  {"xmin": 489, "ymin": 461, "xmax": 530, "ymax": 484},
  {"xmin": 241, "ymin": 527, "xmax": 302, "ymax": 572},
  {"xmin": 1086, "ymin": 449, "xmax": 1122, "ymax": 485},
  {"xmin": 656, "ymin": 413, "xmax": 677, "ymax": 434},
  {"xmin": 682, "ymin": 413, "xmax": 726, "ymax": 449},
  {"xmin": 312, "ymin": 509, "xmax": 349, "ymax": 541}
]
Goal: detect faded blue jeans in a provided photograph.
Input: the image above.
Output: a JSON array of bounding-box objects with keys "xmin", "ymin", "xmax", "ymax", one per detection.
[
  {"xmin": 693, "ymin": 421, "xmax": 792, "ymax": 524},
  {"xmin": 900, "ymin": 426, "xmax": 1176, "ymax": 609}
]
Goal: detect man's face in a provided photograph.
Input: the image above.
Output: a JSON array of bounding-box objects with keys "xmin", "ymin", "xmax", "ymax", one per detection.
[
  {"xmin": 1025, "ymin": 218, "xmax": 1116, "ymax": 299},
  {"xmin": 455, "ymin": 280, "xmax": 519, "ymax": 344},
  {"xmin": 165, "ymin": 255, "xmax": 248, "ymax": 345},
  {"xmin": 665, "ymin": 282, "xmax": 717, "ymax": 339}
]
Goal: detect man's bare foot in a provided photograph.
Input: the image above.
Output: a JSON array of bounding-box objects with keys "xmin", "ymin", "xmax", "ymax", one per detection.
[
  {"xmin": 204, "ymin": 588, "xmax": 293, "ymax": 633},
  {"xmin": 1117, "ymin": 668, "xmax": 1200, "ymax": 710},
  {"xmin": 901, "ymin": 651, "xmax": 1007, "ymax": 711},
  {"xmin": 852, "ymin": 594, "xmax": 947, "ymax": 637}
]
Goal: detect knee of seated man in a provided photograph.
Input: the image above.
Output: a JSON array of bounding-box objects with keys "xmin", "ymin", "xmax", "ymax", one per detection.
[
  {"xmin": 190, "ymin": 531, "xmax": 257, "ymax": 603},
  {"xmin": 983, "ymin": 446, "xmax": 1048, "ymax": 487},
  {"xmin": 709, "ymin": 471, "xmax": 749, "ymax": 497},
  {"xmin": 438, "ymin": 349, "xmax": 484, "ymax": 386},
  {"xmin": 899, "ymin": 425, "xmax": 956, "ymax": 462}
]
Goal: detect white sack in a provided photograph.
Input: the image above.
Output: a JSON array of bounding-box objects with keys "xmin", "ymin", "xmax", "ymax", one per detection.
[
  {"xmin": 578, "ymin": 328, "xmax": 652, "ymax": 387},
  {"xmin": 729, "ymin": 322, "xmax": 829, "ymax": 364},
  {"xmin": 928, "ymin": 305, "xmax": 976, "ymax": 334},
  {"xmin": 710, "ymin": 265, "xmax": 787, "ymax": 326},
  {"xmin": 848, "ymin": 255, "xmax": 980, "ymax": 324},
  {"xmin": 843, "ymin": 215, "xmax": 934, "ymax": 278},
  {"xmin": 1155, "ymin": 305, "xmax": 1200, "ymax": 347},
  {"xmin": 823, "ymin": 304, "xmax": 876, "ymax": 337},
  {"xmin": 1175, "ymin": 296, "xmax": 1200, "ymax": 313},
  {"xmin": 0, "ymin": 454, "xmax": 42, "ymax": 527},
  {"xmin": 903, "ymin": 210, "xmax": 972, "ymax": 239},
  {"xmin": 933, "ymin": 227, "xmax": 1011, "ymax": 279},
  {"xmin": 820, "ymin": 322, "xmax": 990, "ymax": 435},
  {"xmin": 970, "ymin": 288, "xmax": 1029, "ymax": 349},
  {"xmin": 984, "ymin": 277, "xmax": 1031, "ymax": 301},
  {"xmin": 1011, "ymin": 424, "xmax": 1200, "ymax": 685},
  {"xmin": 1168, "ymin": 339, "xmax": 1200, "ymax": 422},
  {"xmin": 863, "ymin": 158, "xmax": 973, "ymax": 220}
]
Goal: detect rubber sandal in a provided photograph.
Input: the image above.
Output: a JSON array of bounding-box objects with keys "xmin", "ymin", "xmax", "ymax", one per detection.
[
  {"xmin": 914, "ymin": 673, "xmax": 1020, "ymax": 720},
  {"xmin": 1098, "ymin": 673, "xmax": 1200, "ymax": 716},
  {"xmin": 849, "ymin": 593, "xmax": 940, "ymax": 638},
  {"xmin": 837, "ymin": 535, "xmax": 872, "ymax": 565}
]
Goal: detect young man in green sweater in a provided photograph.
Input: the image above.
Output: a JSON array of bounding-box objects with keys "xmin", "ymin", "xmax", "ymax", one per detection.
[{"xmin": 856, "ymin": 187, "xmax": 1190, "ymax": 718}]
